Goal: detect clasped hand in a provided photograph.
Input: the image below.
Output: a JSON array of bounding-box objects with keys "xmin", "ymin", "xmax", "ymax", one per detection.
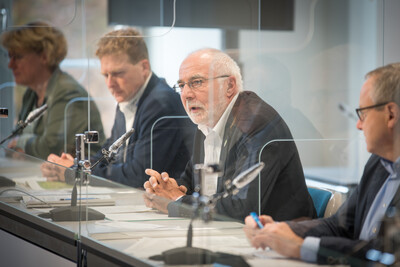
[
  {"xmin": 142, "ymin": 169, "xmax": 187, "ymax": 213},
  {"xmin": 40, "ymin": 153, "xmax": 74, "ymax": 182}
]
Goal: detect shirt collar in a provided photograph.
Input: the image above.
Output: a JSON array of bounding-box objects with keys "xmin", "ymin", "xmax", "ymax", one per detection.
[
  {"xmin": 381, "ymin": 157, "xmax": 399, "ymax": 179},
  {"xmin": 198, "ymin": 93, "xmax": 239, "ymax": 138},
  {"xmin": 394, "ymin": 156, "xmax": 400, "ymax": 176},
  {"xmin": 118, "ymin": 72, "xmax": 152, "ymax": 114}
]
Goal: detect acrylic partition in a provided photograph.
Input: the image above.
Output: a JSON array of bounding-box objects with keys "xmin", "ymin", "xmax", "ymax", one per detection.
[
  {"xmin": 0, "ymin": 0, "xmax": 397, "ymax": 266},
  {"xmin": 0, "ymin": 141, "xmax": 374, "ymax": 267}
]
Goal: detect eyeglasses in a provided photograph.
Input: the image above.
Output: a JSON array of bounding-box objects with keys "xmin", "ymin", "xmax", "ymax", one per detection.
[
  {"xmin": 173, "ymin": 75, "xmax": 230, "ymax": 94},
  {"xmin": 355, "ymin": 102, "xmax": 389, "ymax": 121}
]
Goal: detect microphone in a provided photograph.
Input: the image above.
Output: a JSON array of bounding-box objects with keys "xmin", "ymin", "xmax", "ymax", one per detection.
[
  {"xmin": 24, "ymin": 104, "xmax": 48, "ymax": 125},
  {"xmin": 108, "ymin": 128, "xmax": 135, "ymax": 154},
  {"xmin": 0, "ymin": 104, "xmax": 48, "ymax": 145},
  {"xmin": 223, "ymin": 162, "xmax": 265, "ymax": 198},
  {"xmin": 91, "ymin": 128, "xmax": 135, "ymax": 169}
]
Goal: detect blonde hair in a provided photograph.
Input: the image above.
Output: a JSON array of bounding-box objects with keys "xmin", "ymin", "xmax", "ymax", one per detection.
[
  {"xmin": 95, "ymin": 28, "xmax": 149, "ymax": 65},
  {"xmin": 1, "ymin": 21, "xmax": 67, "ymax": 70}
]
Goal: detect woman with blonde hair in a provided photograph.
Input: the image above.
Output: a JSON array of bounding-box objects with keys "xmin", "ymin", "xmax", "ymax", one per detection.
[{"xmin": 1, "ymin": 21, "xmax": 104, "ymax": 159}]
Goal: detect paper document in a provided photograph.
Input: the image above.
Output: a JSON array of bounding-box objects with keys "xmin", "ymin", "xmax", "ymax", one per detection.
[{"xmin": 22, "ymin": 194, "xmax": 115, "ymax": 208}]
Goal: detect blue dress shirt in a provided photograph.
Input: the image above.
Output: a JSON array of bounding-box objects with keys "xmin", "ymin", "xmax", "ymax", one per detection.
[{"xmin": 300, "ymin": 157, "xmax": 400, "ymax": 263}]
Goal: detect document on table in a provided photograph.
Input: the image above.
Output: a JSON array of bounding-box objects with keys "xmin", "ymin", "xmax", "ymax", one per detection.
[
  {"xmin": 92, "ymin": 205, "xmax": 152, "ymax": 214},
  {"xmin": 104, "ymin": 211, "xmax": 180, "ymax": 221},
  {"xmin": 22, "ymin": 194, "xmax": 115, "ymax": 208}
]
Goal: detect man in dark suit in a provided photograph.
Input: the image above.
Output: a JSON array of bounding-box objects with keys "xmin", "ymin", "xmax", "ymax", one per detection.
[
  {"xmin": 244, "ymin": 63, "xmax": 400, "ymax": 265},
  {"xmin": 43, "ymin": 28, "xmax": 194, "ymax": 188},
  {"xmin": 143, "ymin": 48, "xmax": 316, "ymax": 221}
]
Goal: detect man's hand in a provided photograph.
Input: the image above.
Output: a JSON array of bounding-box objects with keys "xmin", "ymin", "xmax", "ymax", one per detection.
[
  {"xmin": 143, "ymin": 169, "xmax": 187, "ymax": 200},
  {"xmin": 41, "ymin": 153, "xmax": 74, "ymax": 182},
  {"xmin": 243, "ymin": 214, "xmax": 275, "ymax": 240},
  {"xmin": 142, "ymin": 192, "xmax": 172, "ymax": 214},
  {"xmin": 48, "ymin": 153, "xmax": 74, "ymax": 167},
  {"xmin": 244, "ymin": 214, "xmax": 304, "ymax": 259}
]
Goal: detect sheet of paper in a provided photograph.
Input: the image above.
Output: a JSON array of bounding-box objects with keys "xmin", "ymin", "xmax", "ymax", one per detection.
[
  {"xmin": 92, "ymin": 205, "xmax": 152, "ymax": 214},
  {"xmin": 104, "ymin": 212, "xmax": 182, "ymax": 221},
  {"xmin": 22, "ymin": 194, "xmax": 115, "ymax": 208}
]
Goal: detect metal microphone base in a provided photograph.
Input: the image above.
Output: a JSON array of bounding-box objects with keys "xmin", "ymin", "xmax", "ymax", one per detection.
[
  {"xmin": 150, "ymin": 246, "xmax": 250, "ymax": 266},
  {"xmin": 39, "ymin": 206, "xmax": 105, "ymax": 221},
  {"xmin": 150, "ymin": 246, "xmax": 216, "ymax": 265}
]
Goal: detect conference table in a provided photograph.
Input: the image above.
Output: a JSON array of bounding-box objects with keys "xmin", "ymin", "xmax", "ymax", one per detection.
[{"xmin": 0, "ymin": 153, "xmax": 341, "ymax": 267}]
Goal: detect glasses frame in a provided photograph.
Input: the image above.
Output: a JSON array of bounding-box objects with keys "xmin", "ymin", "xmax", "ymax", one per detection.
[
  {"xmin": 173, "ymin": 75, "xmax": 230, "ymax": 94},
  {"xmin": 355, "ymin": 102, "xmax": 389, "ymax": 121}
]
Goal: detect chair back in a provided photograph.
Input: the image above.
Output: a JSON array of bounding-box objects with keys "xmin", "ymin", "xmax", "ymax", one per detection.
[{"xmin": 308, "ymin": 187, "xmax": 333, "ymax": 218}]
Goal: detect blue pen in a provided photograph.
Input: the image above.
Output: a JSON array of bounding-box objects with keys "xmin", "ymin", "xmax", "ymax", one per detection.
[
  {"xmin": 60, "ymin": 197, "xmax": 96, "ymax": 201},
  {"xmin": 250, "ymin": 212, "xmax": 264, "ymax": 229}
]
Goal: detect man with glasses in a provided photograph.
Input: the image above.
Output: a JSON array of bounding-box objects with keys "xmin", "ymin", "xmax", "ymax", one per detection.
[
  {"xmin": 42, "ymin": 28, "xmax": 194, "ymax": 188},
  {"xmin": 244, "ymin": 63, "xmax": 400, "ymax": 265},
  {"xmin": 143, "ymin": 48, "xmax": 316, "ymax": 221}
]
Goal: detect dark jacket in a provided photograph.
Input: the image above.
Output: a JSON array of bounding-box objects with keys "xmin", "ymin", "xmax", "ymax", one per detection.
[
  {"xmin": 170, "ymin": 91, "xmax": 316, "ymax": 221},
  {"xmin": 92, "ymin": 73, "xmax": 195, "ymax": 188},
  {"xmin": 287, "ymin": 154, "xmax": 389, "ymax": 265}
]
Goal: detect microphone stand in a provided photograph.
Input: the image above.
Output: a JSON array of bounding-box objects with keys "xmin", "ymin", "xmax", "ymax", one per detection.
[
  {"xmin": 157, "ymin": 194, "xmax": 217, "ymax": 265},
  {"xmin": 41, "ymin": 133, "xmax": 105, "ymax": 221},
  {"xmin": 153, "ymin": 165, "xmax": 221, "ymax": 265},
  {"xmin": 153, "ymin": 163, "xmax": 265, "ymax": 265}
]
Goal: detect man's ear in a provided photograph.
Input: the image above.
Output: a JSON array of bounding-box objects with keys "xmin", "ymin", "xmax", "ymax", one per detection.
[
  {"xmin": 387, "ymin": 102, "xmax": 400, "ymax": 129},
  {"xmin": 226, "ymin": 76, "xmax": 237, "ymax": 98},
  {"xmin": 140, "ymin": 59, "xmax": 151, "ymax": 73}
]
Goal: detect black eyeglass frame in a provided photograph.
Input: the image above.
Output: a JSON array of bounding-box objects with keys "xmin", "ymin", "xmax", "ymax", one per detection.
[
  {"xmin": 355, "ymin": 102, "xmax": 389, "ymax": 121},
  {"xmin": 173, "ymin": 75, "xmax": 230, "ymax": 93}
]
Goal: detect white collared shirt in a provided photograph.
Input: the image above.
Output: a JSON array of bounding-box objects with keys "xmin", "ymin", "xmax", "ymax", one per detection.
[
  {"xmin": 198, "ymin": 93, "xmax": 239, "ymax": 196},
  {"xmin": 119, "ymin": 72, "xmax": 152, "ymax": 133},
  {"xmin": 117, "ymin": 72, "xmax": 152, "ymax": 161}
]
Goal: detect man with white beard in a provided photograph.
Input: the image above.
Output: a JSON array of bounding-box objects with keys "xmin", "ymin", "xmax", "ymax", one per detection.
[{"xmin": 143, "ymin": 48, "xmax": 316, "ymax": 221}]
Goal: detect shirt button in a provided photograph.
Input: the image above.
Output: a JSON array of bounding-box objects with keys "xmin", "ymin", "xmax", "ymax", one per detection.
[
  {"xmin": 373, "ymin": 228, "xmax": 377, "ymax": 233},
  {"xmin": 383, "ymin": 203, "xmax": 387, "ymax": 208}
]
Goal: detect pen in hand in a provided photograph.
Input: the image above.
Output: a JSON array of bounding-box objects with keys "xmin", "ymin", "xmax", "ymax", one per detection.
[{"xmin": 250, "ymin": 212, "xmax": 264, "ymax": 229}]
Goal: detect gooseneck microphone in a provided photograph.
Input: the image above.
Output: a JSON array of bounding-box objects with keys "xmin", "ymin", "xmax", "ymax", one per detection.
[
  {"xmin": 0, "ymin": 104, "xmax": 48, "ymax": 145},
  {"xmin": 108, "ymin": 128, "xmax": 135, "ymax": 154},
  {"xmin": 24, "ymin": 104, "xmax": 48, "ymax": 125},
  {"xmin": 222, "ymin": 162, "xmax": 265, "ymax": 198},
  {"xmin": 91, "ymin": 128, "xmax": 135, "ymax": 169}
]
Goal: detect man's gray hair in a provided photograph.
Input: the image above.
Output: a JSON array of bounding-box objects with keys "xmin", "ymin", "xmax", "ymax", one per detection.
[
  {"xmin": 190, "ymin": 48, "xmax": 243, "ymax": 91},
  {"xmin": 366, "ymin": 63, "xmax": 400, "ymax": 105}
]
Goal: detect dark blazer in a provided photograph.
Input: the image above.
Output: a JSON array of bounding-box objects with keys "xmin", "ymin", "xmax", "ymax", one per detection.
[
  {"xmin": 287, "ymin": 154, "xmax": 389, "ymax": 265},
  {"xmin": 92, "ymin": 73, "xmax": 195, "ymax": 188},
  {"xmin": 171, "ymin": 91, "xmax": 316, "ymax": 221}
]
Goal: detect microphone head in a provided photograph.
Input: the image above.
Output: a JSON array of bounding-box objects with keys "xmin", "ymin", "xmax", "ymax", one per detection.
[
  {"xmin": 232, "ymin": 162, "xmax": 265, "ymax": 190},
  {"xmin": 108, "ymin": 128, "xmax": 135, "ymax": 153},
  {"xmin": 25, "ymin": 104, "xmax": 48, "ymax": 124}
]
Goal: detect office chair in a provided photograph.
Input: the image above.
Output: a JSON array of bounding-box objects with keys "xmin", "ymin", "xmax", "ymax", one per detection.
[{"xmin": 307, "ymin": 187, "xmax": 333, "ymax": 218}]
